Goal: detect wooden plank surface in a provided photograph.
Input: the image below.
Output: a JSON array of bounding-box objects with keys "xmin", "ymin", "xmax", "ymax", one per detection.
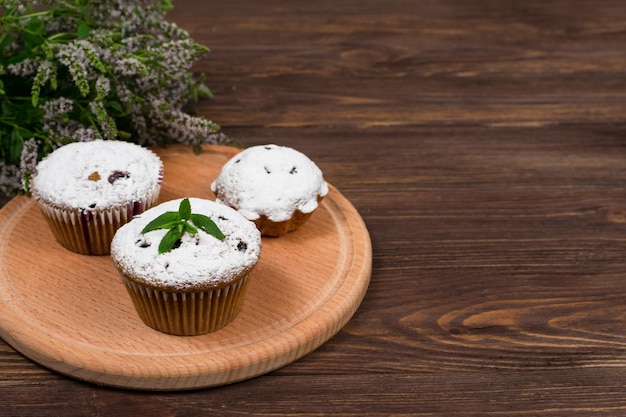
[{"xmin": 2, "ymin": 0, "xmax": 626, "ymax": 415}]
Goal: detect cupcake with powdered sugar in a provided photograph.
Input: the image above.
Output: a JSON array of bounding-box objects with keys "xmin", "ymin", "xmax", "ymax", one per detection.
[
  {"xmin": 31, "ymin": 140, "xmax": 163, "ymax": 255},
  {"xmin": 111, "ymin": 197, "xmax": 261, "ymax": 335},
  {"xmin": 211, "ymin": 144, "xmax": 329, "ymax": 237}
]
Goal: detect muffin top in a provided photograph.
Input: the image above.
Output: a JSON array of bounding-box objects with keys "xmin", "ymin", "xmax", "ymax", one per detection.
[
  {"xmin": 31, "ymin": 140, "xmax": 163, "ymax": 209},
  {"xmin": 111, "ymin": 198, "xmax": 262, "ymax": 291},
  {"xmin": 210, "ymin": 144, "xmax": 329, "ymax": 222}
]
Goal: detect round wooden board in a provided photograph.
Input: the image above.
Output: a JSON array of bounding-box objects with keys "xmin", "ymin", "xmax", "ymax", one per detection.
[{"xmin": 0, "ymin": 144, "xmax": 371, "ymax": 391}]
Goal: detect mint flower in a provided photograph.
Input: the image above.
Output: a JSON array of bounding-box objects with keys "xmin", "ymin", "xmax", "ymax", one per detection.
[{"xmin": 0, "ymin": 0, "xmax": 224, "ymax": 196}]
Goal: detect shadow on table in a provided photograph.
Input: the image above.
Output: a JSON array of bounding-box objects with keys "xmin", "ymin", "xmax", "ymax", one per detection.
[{"xmin": 0, "ymin": 195, "xmax": 14, "ymax": 209}]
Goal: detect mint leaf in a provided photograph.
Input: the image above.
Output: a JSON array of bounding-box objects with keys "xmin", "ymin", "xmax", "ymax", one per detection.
[
  {"xmin": 141, "ymin": 211, "xmax": 180, "ymax": 234},
  {"xmin": 158, "ymin": 227, "xmax": 183, "ymax": 254},
  {"xmin": 183, "ymin": 221, "xmax": 198, "ymax": 235},
  {"xmin": 23, "ymin": 17, "xmax": 45, "ymax": 49},
  {"xmin": 9, "ymin": 129, "xmax": 24, "ymax": 164},
  {"xmin": 0, "ymin": 33, "xmax": 15, "ymax": 51},
  {"xmin": 141, "ymin": 198, "xmax": 226, "ymax": 253},
  {"xmin": 77, "ymin": 22, "xmax": 92, "ymax": 39},
  {"xmin": 191, "ymin": 213, "xmax": 225, "ymax": 240},
  {"xmin": 179, "ymin": 197, "xmax": 191, "ymax": 220}
]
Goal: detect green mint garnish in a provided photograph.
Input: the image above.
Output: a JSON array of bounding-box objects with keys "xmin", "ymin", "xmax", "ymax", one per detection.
[{"xmin": 141, "ymin": 198, "xmax": 225, "ymax": 254}]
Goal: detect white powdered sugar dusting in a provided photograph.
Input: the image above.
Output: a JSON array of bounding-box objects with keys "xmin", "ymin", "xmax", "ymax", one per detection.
[
  {"xmin": 210, "ymin": 144, "xmax": 329, "ymax": 222},
  {"xmin": 111, "ymin": 198, "xmax": 262, "ymax": 290},
  {"xmin": 31, "ymin": 140, "xmax": 163, "ymax": 209}
]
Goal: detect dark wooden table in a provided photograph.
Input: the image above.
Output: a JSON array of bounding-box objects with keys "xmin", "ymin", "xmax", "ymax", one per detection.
[{"xmin": 3, "ymin": 0, "xmax": 626, "ymax": 415}]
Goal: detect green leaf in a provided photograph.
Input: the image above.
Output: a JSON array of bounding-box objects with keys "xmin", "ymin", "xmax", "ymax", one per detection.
[
  {"xmin": 106, "ymin": 100, "xmax": 123, "ymax": 113},
  {"xmin": 0, "ymin": 33, "xmax": 16, "ymax": 52},
  {"xmin": 183, "ymin": 221, "xmax": 198, "ymax": 235},
  {"xmin": 141, "ymin": 211, "xmax": 180, "ymax": 234},
  {"xmin": 158, "ymin": 227, "xmax": 183, "ymax": 254},
  {"xmin": 191, "ymin": 213, "xmax": 225, "ymax": 240},
  {"xmin": 15, "ymin": 101, "xmax": 39, "ymax": 125},
  {"xmin": 9, "ymin": 128, "xmax": 23, "ymax": 164},
  {"xmin": 179, "ymin": 198, "xmax": 191, "ymax": 220},
  {"xmin": 196, "ymin": 84, "xmax": 213, "ymax": 100},
  {"xmin": 2, "ymin": 100, "xmax": 14, "ymax": 118},
  {"xmin": 23, "ymin": 17, "xmax": 45, "ymax": 50},
  {"xmin": 142, "ymin": 199, "xmax": 226, "ymax": 253},
  {"xmin": 18, "ymin": 127, "xmax": 33, "ymax": 139},
  {"xmin": 160, "ymin": 0, "xmax": 174, "ymax": 12},
  {"xmin": 77, "ymin": 22, "xmax": 92, "ymax": 39}
]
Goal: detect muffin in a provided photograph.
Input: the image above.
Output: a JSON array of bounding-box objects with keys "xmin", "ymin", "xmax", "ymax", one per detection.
[
  {"xmin": 30, "ymin": 140, "xmax": 163, "ymax": 255},
  {"xmin": 110, "ymin": 197, "xmax": 262, "ymax": 336},
  {"xmin": 211, "ymin": 144, "xmax": 329, "ymax": 236}
]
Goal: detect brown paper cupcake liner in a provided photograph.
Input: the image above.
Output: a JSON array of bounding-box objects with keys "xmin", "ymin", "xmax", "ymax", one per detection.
[
  {"xmin": 120, "ymin": 273, "xmax": 252, "ymax": 336},
  {"xmin": 252, "ymin": 195, "xmax": 325, "ymax": 237},
  {"xmin": 254, "ymin": 210, "xmax": 315, "ymax": 237},
  {"xmin": 37, "ymin": 189, "xmax": 160, "ymax": 255}
]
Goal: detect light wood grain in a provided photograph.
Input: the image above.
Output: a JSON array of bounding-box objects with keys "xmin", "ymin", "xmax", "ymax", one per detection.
[{"xmin": 0, "ymin": 144, "xmax": 371, "ymax": 390}]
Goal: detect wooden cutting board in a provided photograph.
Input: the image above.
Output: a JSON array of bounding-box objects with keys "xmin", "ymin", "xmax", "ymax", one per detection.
[{"xmin": 0, "ymin": 144, "xmax": 371, "ymax": 390}]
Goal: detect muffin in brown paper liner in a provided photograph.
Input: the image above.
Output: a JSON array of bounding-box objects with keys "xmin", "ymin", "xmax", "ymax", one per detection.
[
  {"xmin": 110, "ymin": 197, "xmax": 262, "ymax": 336},
  {"xmin": 210, "ymin": 145, "xmax": 329, "ymax": 237},
  {"xmin": 35, "ymin": 190, "xmax": 160, "ymax": 256},
  {"xmin": 118, "ymin": 271, "xmax": 252, "ymax": 336},
  {"xmin": 30, "ymin": 140, "xmax": 164, "ymax": 256},
  {"xmin": 251, "ymin": 198, "xmax": 323, "ymax": 237}
]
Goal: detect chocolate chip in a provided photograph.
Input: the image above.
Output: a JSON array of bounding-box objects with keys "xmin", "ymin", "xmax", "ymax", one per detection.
[
  {"xmin": 108, "ymin": 170, "xmax": 130, "ymax": 184},
  {"xmin": 290, "ymin": 166, "xmax": 298, "ymax": 174},
  {"xmin": 237, "ymin": 241, "xmax": 247, "ymax": 252},
  {"xmin": 135, "ymin": 238, "xmax": 150, "ymax": 248}
]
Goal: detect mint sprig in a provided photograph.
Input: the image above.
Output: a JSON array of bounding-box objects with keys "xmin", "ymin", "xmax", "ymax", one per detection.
[{"xmin": 141, "ymin": 198, "xmax": 225, "ymax": 254}]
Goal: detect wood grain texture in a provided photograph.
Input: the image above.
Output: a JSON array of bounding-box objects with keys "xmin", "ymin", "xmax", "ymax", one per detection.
[
  {"xmin": 0, "ymin": 145, "xmax": 371, "ymax": 390},
  {"xmin": 2, "ymin": 0, "xmax": 626, "ymax": 415}
]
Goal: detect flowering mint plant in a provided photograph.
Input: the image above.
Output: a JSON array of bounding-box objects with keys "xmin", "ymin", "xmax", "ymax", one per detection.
[{"xmin": 0, "ymin": 0, "xmax": 223, "ymax": 196}]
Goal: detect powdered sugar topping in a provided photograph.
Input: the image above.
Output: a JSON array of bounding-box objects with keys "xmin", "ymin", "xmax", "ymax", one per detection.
[
  {"xmin": 210, "ymin": 144, "xmax": 328, "ymax": 222},
  {"xmin": 31, "ymin": 140, "xmax": 163, "ymax": 209},
  {"xmin": 111, "ymin": 198, "xmax": 262, "ymax": 290}
]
